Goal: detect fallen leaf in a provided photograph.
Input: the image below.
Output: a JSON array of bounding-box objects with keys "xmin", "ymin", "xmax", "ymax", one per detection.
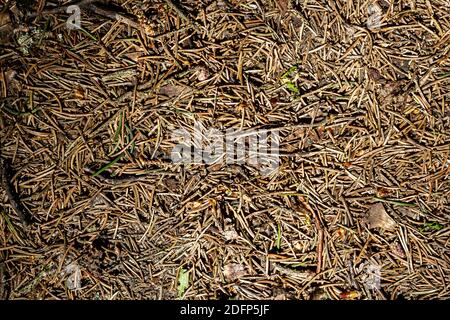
[
  {"xmin": 223, "ymin": 263, "xmax": 247, "ymax": 281},
  {"xmin": 196, "ymin": 66, "xmax": 209, "ymax": 81},
  {"xmin": 276, "ymin": 0, "xmax": 289, "ymax": 14},
  {"xmin": 124, "ymin": 52, "xmax": 143, "ymax": 63},
  {"xmin": 390, "ymin": 241, "xmax": 405, "ymax": 258},
  {"xmin": 366, "ymin": 203, "xmax": 397, "ymax": 230},
  {"xmin": 376, "ymin": 186, "xmax": 393, "ymax": 197},
  {"xmin": 339, "ymin": 290, "xmax": 360, "ymax": 300},
  {"xmin": 159, "ymin": 84, "xmax": 190, "ymax": 98},
  {"xmin": 73, "ymin": 86, "xmax": 85, "ymax": 99},
  {"xmin": 65, "ymin": 262, "xmax": 82, "ymax": 290},
  {"xmin": 0, "ymin": 11, "xmax": 11, "ymax": 30},
  {"xmin": 0, "ymin": 11, "xmax": 13, "ymax": 44}
]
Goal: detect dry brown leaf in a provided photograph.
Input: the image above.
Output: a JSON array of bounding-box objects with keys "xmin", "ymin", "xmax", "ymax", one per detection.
[
  {"xmin": 159, "ymin": 84, "xmax": 190, "ymax": 98},
  {"xmin": 0, "ymin": 11, "xmax": 13, "ymax": 44},
  {"xmin": 73, "ymin": 86, "xmax": 85, "ymax": 100},
  {"xmin": 376, "ymin": 186, "xmax": 393, "ymax": 197},
  {"xmin": 124, "ymin": 52, "xmax": 143, "ymax": 63},
  {"xmin": 276, "ymin": 0, "xmax": 289, "ymax": 14},
  {"xmin": 0, "ymin": 11, "xmax": 11, "ymax": 29},
  {"xmin": 366, "ymin": 203, "xmax": 397, "ymax": 230},
  {"xmin": 223, "ymin": 263, "xmax": 247, "ymax": 281}
]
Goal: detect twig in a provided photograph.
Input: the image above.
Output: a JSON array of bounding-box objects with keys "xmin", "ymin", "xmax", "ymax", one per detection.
[
  {"xmin": 0, "ymin": 262, "xmax": 5, "ymax": 300},
  {"xmin": 87, "ymin": 3, "xmax": 140, "ymax": 29},
  {"xmin": 0, "ymin": 158, "xmax": 31, "ymax": 226},
  {"xmin": 297, "ymin": 196, "xmax": 324, "ymax": 274},
  {"xmin": 84, "ymin": 164, "xmax": 175, "ymax": 185}
]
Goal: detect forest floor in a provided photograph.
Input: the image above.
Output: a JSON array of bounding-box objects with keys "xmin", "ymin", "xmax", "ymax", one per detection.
[{"xmin": 0, "ymin": 0, "xmax": 449, "ymax": 300}]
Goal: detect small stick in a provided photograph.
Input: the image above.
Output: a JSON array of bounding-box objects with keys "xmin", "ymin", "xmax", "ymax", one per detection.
[
  {"xmin": 0, "ymin": 158, "xmax": 31, "ymax": 226},
  {"xmin": 297, "ymin": 195, "xmax": 324, "ymax": 274},
  {"xmin": 84, "ymin": 164, "xmax": 175, "ymax": 185},
  {"xmin": 0, "ymin": 262, "xmax": 5, "ymax": 300}
]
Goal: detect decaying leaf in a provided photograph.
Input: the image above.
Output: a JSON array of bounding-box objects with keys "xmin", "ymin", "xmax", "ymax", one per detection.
[
  {"xmin": 223, "ymin": 263, "xmax": 247, "ymax": 281},
  {"xmin": 339, "ymin": 290, "xmax": 360, "ymax": 300},
  {"xmin": 0, "ymin": 11, "xmax": 11, "ymax": 29},
  {"xmin": 222, "ymin": 218, "xmax": 239, "ymax": 240},
  {"xmin": 0, "ymin": 11, "xmax": 13, "ymax": 44},
  {"xmin": 223, "ymin": 227, "xmax": 239, "ymax": 241},
  {"xmin": 396, "ymin": 207, "xmax": 421, "ymax": 220},
  {"xmin": 365, "ymin": 203, "xmax": 397, "ymax": 230},
  {"xmin": 159, "ymin": 84, "xmax": 191, "ymax": 98},
  {"xmin": 65, "ymin": 262, "xmax": 81, "ymax": 290},
  {"xmin": 276, "ymin": 0, "xmax": 289, "ymax": 14},
  {"xmin": 196, "ymin": 66, "xmax": 209, "ymax": 81},
  {"xmin": 390, "ymin": 241, "xmax": 406, "ymax": 258}
]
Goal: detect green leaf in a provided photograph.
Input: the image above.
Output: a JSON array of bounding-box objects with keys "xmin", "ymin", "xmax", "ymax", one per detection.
[
  {"xmin": 177, "ymin": 268, "xmax": 189, "ymax": 298},
  {"xmin": 419, "ymin": 222, "xmax": 444, "ymax": 233}
]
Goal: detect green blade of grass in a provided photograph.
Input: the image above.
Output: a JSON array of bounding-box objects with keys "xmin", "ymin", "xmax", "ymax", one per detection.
[
  {"xmin": 373, "ymin": 196, "xmax": 416, "ymax": 207},
  {"xmin": 78, "ymin": 27, "xmax": 98, "ymax": 41},
  {"xmin": 276, "ymin": 223, "xmax": 282, "ymax": 250},
  {"xmin": 92, "ymin": 155, "xmax": 122, "ymax": 177}
]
